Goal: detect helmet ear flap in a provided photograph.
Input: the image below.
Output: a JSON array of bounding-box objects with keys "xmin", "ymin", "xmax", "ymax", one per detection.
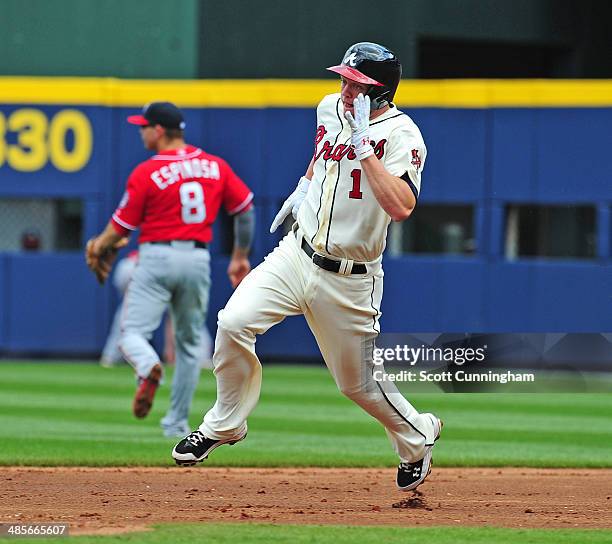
[{"xmin": 367, "ymin": 87, "xmax": 391, "ymax": 111}]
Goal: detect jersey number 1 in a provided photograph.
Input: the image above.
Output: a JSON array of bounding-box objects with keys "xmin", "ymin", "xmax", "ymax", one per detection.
[
  {"xmin": 179, "ymin": 181, "xmax": 206, "ymax": 224},
  {"xmin": 349, "ymin": 169, "xmax": 362, "ymax": 199}
]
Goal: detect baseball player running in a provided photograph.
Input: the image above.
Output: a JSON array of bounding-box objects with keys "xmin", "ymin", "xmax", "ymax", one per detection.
[
  {"xmin": 172, "ymin": 43, "xmax": 442, "ymax": 491},
  {"xmin": 86, "ymin": 102, "xmax": 254, "ymax": 438},
  {"xmin": 99, "ymin": 251, "xmax": 214, "ymax": 369},
  {"xmin": 99, "ymin": 250, "xmax": 139, "ymax": 367}
]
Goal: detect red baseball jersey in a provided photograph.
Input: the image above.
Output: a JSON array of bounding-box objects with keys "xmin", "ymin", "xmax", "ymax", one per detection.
[{"xmin": 111, "ymin": 145, "xmax": 253, "ymax": 243}]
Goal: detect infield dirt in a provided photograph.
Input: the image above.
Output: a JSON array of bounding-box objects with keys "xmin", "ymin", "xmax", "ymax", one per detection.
[{"xmin": 2, "ymin": 467, "xmax": 611, "ymax": 535}]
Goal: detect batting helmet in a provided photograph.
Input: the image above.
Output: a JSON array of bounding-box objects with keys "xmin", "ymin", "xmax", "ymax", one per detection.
[{"xmin": 327, "ymin": 42, "xmax": 402, "ymax": 110}]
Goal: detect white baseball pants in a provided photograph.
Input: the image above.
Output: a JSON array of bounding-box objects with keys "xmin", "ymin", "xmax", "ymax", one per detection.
[{"xmin": 199, "ymin": 230, "xmax": 438, "ymax": 463}]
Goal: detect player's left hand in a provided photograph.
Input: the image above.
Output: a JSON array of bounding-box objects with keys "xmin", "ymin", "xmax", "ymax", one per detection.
[
  {"xmin": 344, "ymin": 93, "xmax": 374, "ymax": 161},
  {"xmin": 227, "ymin": 255, "xmax": 251, "ymax": 288},
  {"xmin": 85, "ymin": 237, "xmax": 128, "ymax": 285}
]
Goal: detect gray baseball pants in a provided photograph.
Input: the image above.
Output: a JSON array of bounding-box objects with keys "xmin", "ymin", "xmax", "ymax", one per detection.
[{"xmin": 119, "ymin": 241, "xmax": 211, "ymax": 432}]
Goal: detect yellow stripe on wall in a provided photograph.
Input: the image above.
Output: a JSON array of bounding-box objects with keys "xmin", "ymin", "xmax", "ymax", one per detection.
[{"xmin": 1, "ymin": 77, "xmax": 612, "ymax": 108}]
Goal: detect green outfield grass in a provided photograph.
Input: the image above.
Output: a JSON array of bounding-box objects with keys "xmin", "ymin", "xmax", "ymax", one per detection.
[
  {"xmin": 3, "ymin": 524, "xmax": 612, "ymax": 544},
  {"xmin": 0, "ymin": 361, "xmax": 611, "ymax": 468}
]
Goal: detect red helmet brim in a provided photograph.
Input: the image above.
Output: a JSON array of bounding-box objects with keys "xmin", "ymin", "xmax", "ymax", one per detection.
[
  {"xmin": 127, "ymin": 115, "xmax": 149, "ymax": 126},
  {"xmin": 326, "ymin": 65, "xmax": 384, "ymax": 86}
]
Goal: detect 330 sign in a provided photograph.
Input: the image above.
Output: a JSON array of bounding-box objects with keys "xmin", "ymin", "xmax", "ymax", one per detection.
[{"xmin": 0, "ymin": 108, "xmax": 93, "ymax": 173}]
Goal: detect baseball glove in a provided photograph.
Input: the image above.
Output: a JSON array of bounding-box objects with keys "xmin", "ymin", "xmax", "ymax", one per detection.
[{"xmin": 85, "ymin": 237, "xmax": 128, "ymax": 285}]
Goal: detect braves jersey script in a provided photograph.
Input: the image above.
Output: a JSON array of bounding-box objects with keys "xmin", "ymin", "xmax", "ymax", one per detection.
[
  {"xmin": 297, "ymin": 93, "xmax": 426, "ymax": 262},
  {"xmin": 112, "ymin": 145, "xmax": 253, "ymax": 243}
]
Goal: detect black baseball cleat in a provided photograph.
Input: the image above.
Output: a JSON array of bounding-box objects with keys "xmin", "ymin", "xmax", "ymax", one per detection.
[
  {"xmin": 397, "ymin": 413, "xmax": 443, "ymax": 491},
  {"xmin": 172, "ymin": 429, "xmax": 247, "ymax": 466}
]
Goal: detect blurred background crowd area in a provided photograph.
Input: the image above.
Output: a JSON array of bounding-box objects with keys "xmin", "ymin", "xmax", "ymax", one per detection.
[
  {"xmin": 0, "ymin": 0, "xmax": 610, "ymax": 360},
  {"xmin": 3, "ymin": 0, "xmax": 612, "ymax": 79}
]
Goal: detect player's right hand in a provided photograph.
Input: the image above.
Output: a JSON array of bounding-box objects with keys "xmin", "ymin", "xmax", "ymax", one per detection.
[
  {"xmin": 227, "ymin": 254, "xmax": 251, "ymax": 288},
  {"xmin": 269, "ymin": 176, "xmax": 311, "ymax": 233},
  {"xmin": 269, "ymin": 197, "xmax": 293, "ymax": 234}
]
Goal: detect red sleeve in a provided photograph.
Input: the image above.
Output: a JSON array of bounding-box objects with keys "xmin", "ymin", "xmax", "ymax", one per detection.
[
  {"xmin": 221, "ymin": 160, "xmax": 253, "ymax": 215},
  {"xmin": 111, "ymin": 164, "xmax": 148, "ymax": 235}
]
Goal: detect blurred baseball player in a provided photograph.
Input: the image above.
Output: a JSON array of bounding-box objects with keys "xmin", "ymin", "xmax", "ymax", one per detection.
[
  {"xmin": 86, "ymin": 102, "xmax": 254, "ymax": 437},
  {"xmin": 99, "ymin": 250, "xmax": 214, "ymax": 369},
  {"xmin": 172, "ymin": 43, "xmax": 441, "ymax": 491},
  {"xmin": 99, "ymin": 250, "xmax": 139, "ymax": 367}
]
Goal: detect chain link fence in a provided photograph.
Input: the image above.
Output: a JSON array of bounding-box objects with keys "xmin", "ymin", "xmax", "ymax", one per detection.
[{"xmin": 0, "ymin": 198, "xmax": 82, "ymax": 251}]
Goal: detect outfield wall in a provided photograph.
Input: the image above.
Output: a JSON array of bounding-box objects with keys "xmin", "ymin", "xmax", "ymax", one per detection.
[{"xmin": 0, "ymin": 79, "xmax": 611, "ymax": 357}]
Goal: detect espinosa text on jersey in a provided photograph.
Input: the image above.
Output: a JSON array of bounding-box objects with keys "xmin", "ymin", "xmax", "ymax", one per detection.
[{"xmin": 150, "ymin": 158, "xmax": 221, "ymax": 190}]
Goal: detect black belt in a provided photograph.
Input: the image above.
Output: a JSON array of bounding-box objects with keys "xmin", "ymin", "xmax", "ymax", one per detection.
[
  {"xmin": 150, "ymin": 240, "xmax": 208, "ymax": 249},
  {"xmin": 300, "ymin": 237, "xmax": 366, "ymax": 274}
]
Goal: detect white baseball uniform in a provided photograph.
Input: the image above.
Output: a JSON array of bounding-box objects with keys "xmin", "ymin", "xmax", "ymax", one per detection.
[{"xmin": 198, "ymin": 93, "xmax": 437, "ymax": 463}]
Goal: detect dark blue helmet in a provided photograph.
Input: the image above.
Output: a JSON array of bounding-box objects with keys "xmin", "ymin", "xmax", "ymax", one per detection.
[{"xmin": 327, "ymin": 42, "xmax": 402, "ymax": 110}]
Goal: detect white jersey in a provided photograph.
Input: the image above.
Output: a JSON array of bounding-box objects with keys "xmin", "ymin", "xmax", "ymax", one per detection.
[{"xmin": 297, "ymin": 93, "xmax": 426, "ymax": 262}]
